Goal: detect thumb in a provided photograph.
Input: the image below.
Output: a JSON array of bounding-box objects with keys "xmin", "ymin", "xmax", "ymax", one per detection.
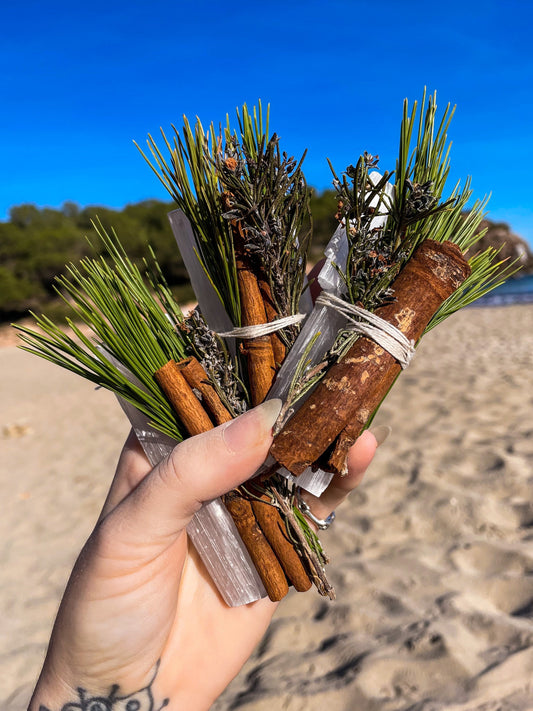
[{"xmin": 100, "ymin": 399, "xmax": 282, "ymax": 554}]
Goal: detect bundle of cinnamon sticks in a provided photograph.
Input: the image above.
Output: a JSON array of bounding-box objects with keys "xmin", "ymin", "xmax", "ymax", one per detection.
[
  {"xmin": 156, "ymin": 183, "xmax": 332, "ymax": 601},
  {"xmin": 144, "ymin": 95, "xmax": 512, "ymax": 602},
  {"xmin": 154, "ymin": 234, "xmax": 472, "ymax": 601},
  {"xmin": 19, "ymin": 95, "xmax": 517, "ymax": 606}
]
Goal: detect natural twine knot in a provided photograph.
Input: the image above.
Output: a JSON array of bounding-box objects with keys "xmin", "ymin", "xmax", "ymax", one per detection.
[
  {"xmin": 217, "ymin": 313, "xmax": 306, "ymax": 339},
  {"xmin": 315, "ymin": 292, "xmax": 415, "ymax": 369}
]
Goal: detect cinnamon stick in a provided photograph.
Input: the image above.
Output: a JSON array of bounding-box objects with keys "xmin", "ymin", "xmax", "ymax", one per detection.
[
  {"xmin": 258, "ymin": 277, "xmax": 286, "ymax": 367},
  {"xmin": 224, "ymin": 492, "xmax": 289, "ymax": 601},
  {"xmin": 222, "ymin": 192, "xmax": 277, "ymax": 406},
  {"xmin": 237, "ymin": 263, "xmax": 277, "ymax": 405},
  {"xmin": 175, "ymin": 356, "xmax": 232, "ymax": 425},
  {"xmin": 251, "ymin": 494, "xmax": 312, "ymax": 592},
  {"xmin": 154, "ymin": 360, "xmax": 214, "ymax": 436},
  {"xmin": 270, "ymin": 240, "xmax": 471, "ymax": 476},
  {"xmin": 270, "ymin": 488, "xmax": 335, "ymax": 600}
]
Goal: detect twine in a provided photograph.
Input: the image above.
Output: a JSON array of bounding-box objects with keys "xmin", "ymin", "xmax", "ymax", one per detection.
[
  {"xmin": 315, "ymin": 292, "xmax": 415, "ymax": 368},
  {"xmin": 217, "ymin": 312, "xmax": 306, "ymax": 339}
]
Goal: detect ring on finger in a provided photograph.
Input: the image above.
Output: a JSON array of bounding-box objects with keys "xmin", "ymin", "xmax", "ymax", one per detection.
[{"xmin": 296, "ymin": 492, "xmax": 336, "ymax": 530}]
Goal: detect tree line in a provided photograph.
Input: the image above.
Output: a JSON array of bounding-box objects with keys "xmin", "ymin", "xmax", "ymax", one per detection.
[
  {"xmin": 2, "ymin": 194, "xmax": 528, "ymax": 323},
  {"xmin": 0, "ymin": 192, "xmax": 339, "ymax": 322}
]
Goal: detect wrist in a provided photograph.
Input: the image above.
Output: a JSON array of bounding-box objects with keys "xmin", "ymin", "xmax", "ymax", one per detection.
[
  {"xmin": 29, "ymin": 660, "xmax": 171, "ymax": 711},
  {"xmin": 29, "ymin": 666, "xmax": 78, "ymax": 711}
]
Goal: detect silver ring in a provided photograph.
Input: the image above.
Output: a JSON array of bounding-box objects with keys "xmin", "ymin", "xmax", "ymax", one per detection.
[{"xmin": 297, "ymin": 495, "xmax": 335, "ymax": 530}]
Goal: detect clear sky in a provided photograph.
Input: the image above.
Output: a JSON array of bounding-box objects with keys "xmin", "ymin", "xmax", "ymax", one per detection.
[{"xmin": 2, "ymin": 0, "xmax": 532, "ymax": 243}]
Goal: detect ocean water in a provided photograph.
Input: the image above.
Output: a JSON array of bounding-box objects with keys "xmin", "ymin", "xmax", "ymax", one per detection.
[{"xmin": 473, "ymin": 273, "xmax": 533, "ymax": 306}]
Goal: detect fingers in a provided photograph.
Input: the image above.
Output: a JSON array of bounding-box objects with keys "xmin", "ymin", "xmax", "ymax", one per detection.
[
  {"xmin": 301, "ymin": 426, "xmax": 390, "ymax": 521},
  {"xmin": 100, "ymin": 400, "xmax": 282, "ymax": 554}
]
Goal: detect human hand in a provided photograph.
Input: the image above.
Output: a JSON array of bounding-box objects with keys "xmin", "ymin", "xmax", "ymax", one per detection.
[{"xmin": 30, "ymin": 400, "xmax": 379, "ymax": 711}]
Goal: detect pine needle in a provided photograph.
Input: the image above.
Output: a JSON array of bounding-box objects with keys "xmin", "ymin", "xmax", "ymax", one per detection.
[{"xmin": 15, "ymin": 222, "xmax": 193, "ymax": 441}]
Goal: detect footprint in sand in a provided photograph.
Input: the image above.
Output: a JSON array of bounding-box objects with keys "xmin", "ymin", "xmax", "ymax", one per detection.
[
  {"xmin": 450, "ymin": 540, "xmax": 532, "ymax": 577},
  {"xmin": 466, "ymin": 576, "xmax": 533, "ymax": 616},
  {"xmin": 402, "ymin": 620, "xmax": 447, "ymax": 660}
]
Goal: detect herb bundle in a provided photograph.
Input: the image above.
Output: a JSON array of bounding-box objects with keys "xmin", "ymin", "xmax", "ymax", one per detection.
[
  {"xmin": 271, "ymin": 92, "xmax": 518, "ymax": 476},
  {"xmin": 17, "ymin": 93, "xmax": 519, "ymax": 604}
]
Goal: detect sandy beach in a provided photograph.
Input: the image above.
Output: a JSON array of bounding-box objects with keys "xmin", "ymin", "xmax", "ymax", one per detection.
[{"xmin": 2, "ymin": 304, "xmax": 533, "ymax": 710}]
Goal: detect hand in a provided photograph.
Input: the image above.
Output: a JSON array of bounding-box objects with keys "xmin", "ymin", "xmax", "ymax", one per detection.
[{"xmin": 30, "ymin": 400, "xmax": 378, "ymax": 711}]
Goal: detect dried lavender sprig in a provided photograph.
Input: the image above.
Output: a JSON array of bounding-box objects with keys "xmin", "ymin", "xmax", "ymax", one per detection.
[
  {"xmin": 216, "ymin": 127, "xmax": 311, "ymax": 348},
  {"xmin": 180, "ymin": 308, "xmax": 248, "ymax": 417}
]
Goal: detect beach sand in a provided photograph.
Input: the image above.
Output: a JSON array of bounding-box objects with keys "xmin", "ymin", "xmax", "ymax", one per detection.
[{"xmin": 2, "ymin": 304, "xmax": 533, "ymax": 710}]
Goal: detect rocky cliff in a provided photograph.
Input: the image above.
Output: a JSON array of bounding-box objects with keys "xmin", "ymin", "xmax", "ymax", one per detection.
[{"xmin": 467, "ymin": 218, "xmax": 533, "ymax": 275}]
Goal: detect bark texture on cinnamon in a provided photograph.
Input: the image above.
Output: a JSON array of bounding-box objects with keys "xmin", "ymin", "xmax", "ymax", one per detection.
[
  {"xmin": 175, "ymin": 356, "xmax": 232, "ymax": 425},
  {"xmin": 224, "ymin": 492, "xmax": 289, "ymax": 601},
  {"xmin": 222, "ymin": 192, "xmax": 277, "ymax": 406},
  {"xmin": 251, "ymin": 494, "xmax": 312, "ymax": 592},
  {"xmin": 154, "ymin": 360, "xmax": 214, "ymax": 436},
  {"xmin": 258, "ymin": 277, "xmax": 286, "ymax": 367},
  {"xmin": 237, "ymin": 262, "xmax": 277, "ymax": 405},
  {"xmin": 270, "ymin": 240, "xmax": 471, "ymax": 476}
]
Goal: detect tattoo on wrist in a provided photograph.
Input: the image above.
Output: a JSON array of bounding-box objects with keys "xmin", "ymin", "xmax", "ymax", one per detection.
[{"xmin": 38, "ymin": 661, "xmax": 169, "ymax": 711}]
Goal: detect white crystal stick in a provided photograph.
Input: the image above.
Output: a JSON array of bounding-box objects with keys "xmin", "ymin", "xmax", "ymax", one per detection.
[
  {"xmin": 167, "ymin": 209, "xmax": 234, "ymax": 333},
  {"xmin": 270, "ymin": 170, "xmax": 393, "ymax": 404}
]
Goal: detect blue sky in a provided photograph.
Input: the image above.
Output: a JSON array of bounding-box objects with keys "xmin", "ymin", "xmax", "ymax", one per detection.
[{"xmin": 2, "ymin": 0, "xmax": 532, "ymax": 243}]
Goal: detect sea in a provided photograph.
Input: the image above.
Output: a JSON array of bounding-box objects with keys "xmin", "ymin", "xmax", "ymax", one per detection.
[{"xmin": 474, "ymin": 273, "xmax": 533, "ymax": 307}]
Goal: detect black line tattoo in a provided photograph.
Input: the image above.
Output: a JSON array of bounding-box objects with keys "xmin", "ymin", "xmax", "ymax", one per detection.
[{"xmin": 38, "ymin": 661, "xmax": 169, "ymax": 711}]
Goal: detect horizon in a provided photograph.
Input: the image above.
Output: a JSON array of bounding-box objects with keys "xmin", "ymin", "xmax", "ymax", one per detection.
[{"xmin": 2, "ymin": 0, "xmax": 531, "ymax": 244}]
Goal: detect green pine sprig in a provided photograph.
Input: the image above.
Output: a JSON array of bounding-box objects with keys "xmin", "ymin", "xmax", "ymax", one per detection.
[
  {"xmin": 136, "ymin": 101, "xmax": 311, "ymax": 347},
  {"xmin": 136, "ymin": 115, "xmax": 242, "ymax": 326},
  {"xmin": 16, "ymin": 221, "xmax": 194, "ymax": 440}
]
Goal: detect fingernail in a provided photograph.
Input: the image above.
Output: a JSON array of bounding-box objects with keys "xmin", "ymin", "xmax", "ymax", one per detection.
[
  {"xmin": 223, "ymin": 399, "xmax": 283, "ymax": 453},
  {"xmin": 369, "ymin": 424, "xmax": 392, "ymax": 446}
]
